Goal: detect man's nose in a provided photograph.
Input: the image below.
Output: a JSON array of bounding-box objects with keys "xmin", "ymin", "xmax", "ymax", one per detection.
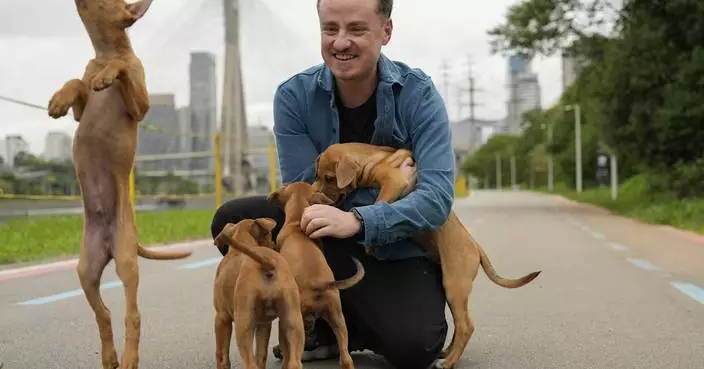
[{"xmin": 332, "ymin": 35, "xmax": 352, "ymax": 51}]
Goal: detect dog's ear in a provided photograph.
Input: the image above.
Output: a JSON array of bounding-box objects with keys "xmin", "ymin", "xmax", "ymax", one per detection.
[
  {"xmin": 310, "ymin": 192, "xmax": 335, "ymax": 206},
  {"xmin": 266, "ymin": 187, "xmax": 285, "ymax": 207},
  {"xmin": 255, "ymin": 218, "xmax": 277, "ymax": 234},
  {"xmin": 125, "ymin": 0, "xmax": 153, "ymax": 26},
  {"xmin": 253, "ymin": 218, "xmax": 278, "ymax": 247},
  {"xmin": 335, "ymin": 155, "xmax": 360, "ymax": 189}
]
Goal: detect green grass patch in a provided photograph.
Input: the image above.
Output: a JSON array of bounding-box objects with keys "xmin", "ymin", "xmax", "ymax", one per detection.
[
  {"xmin": 0, "ymin": 209, "xmax": 215, "ymax": 265},
  {"xmin": 535, "ymin": 176, "xmax": 704, "ymax": 235}
]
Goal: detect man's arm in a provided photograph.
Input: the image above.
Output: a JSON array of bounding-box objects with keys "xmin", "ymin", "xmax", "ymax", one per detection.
[
  {"xmin": 272, "ymin": 83, "xmax": 318, "ymax": 184},
  {"xmin": 352, "ymin": 78, "xmax": 455, "ymax": 246}
]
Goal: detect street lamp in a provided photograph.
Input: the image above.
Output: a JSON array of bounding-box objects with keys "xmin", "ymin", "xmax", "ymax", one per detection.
[
  {"xmin": 541, "ymin": 122, "xmax": 554, "ymax": 191},
  {"xmin": 565, "ymin": 104, "xmax": 582, "ymax": 193}
]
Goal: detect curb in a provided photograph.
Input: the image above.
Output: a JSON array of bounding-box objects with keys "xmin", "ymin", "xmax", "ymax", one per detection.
[
  {"xmin": 542, "ymin": 192, "xmax": 704, "ymax": 246},
  {"xmin": 0, "ymin": 239, "xmax": 211, "ymax": 283}
]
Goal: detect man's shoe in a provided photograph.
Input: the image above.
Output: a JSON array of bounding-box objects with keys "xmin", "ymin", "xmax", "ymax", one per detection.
[{"xmin": 272, "ymin": 328, "xmax": 366, "ymax": 362}]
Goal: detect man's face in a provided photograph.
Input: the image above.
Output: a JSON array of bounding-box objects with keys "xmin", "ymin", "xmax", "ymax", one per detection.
[{"xmin": 318, "ymin": 0, "xmax": 393, "ymax": 81}]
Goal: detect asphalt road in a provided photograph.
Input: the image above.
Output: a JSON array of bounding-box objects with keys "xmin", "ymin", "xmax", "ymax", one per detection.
[{"xmin": 1, "ymin": 190, "xmax": 703, "ymax": 369}]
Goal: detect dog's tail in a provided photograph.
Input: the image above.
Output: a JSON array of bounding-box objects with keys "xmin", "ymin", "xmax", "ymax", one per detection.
[
  {"xmin": 137, "ymin": 244, "xmax": 192, "ymax": 260},
  {"xmin": 478, "ymin": 244, "xmax": 541, "ymax": 288},
  {"xmin": 315, "ymin": 257, "xmax": 365, "ymax": 291},
  {"xmin": 214, "ymin": 232, "xmax": 276, "ymax": 272}
]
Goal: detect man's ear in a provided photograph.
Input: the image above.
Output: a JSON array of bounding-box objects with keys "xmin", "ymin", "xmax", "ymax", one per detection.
[
  {"xmin": 335, "ymin": 155, "xmax": 360, "ymax": 189},
  {"xmin": 125, "ymin": 0, "xmax": 153, "ymax": 27},
  {"xmin": 310, "ymin": 192, "xmax": 335, "ymax": 206}
]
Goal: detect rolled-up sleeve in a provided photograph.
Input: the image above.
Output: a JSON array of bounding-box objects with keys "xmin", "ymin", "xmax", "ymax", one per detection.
[{"xmin": 352, "ymin": 78, "xmax": 455, "ymax": 246}]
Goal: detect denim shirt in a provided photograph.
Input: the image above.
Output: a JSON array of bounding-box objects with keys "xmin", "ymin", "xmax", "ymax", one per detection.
[{"xmin": 272, "ymin": 53, "xmax": 456, "ymax": 261}]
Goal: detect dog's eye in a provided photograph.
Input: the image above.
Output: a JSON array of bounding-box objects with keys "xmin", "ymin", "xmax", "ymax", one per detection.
[{"xmin": 325, "ymin": 175, "xmax": 335, "ymax": 183}]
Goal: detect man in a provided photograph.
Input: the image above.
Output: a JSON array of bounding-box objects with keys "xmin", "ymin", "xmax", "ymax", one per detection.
[{"xmin": 209, "ymin": 0, "xmax": 456, "ymax": 368}]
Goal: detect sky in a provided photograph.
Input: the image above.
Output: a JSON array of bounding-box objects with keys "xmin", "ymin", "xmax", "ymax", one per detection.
[{"xmin": 0, "ymin": 0, "xmax": 564, "ymax": 155}]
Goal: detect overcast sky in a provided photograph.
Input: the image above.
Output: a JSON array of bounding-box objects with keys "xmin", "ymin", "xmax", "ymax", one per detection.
[{"xmin": 0, "ymin": 0, "xmax": 563, "ymax": 155}]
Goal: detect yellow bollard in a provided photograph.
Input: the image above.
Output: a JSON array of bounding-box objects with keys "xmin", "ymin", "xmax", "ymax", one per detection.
[
  {"xmin": 268, "ymin": 134, "xmax": 278, "ymax": 193},
  {"xmin": 214, "ymin": 133, "xmax": 223, "ymax": 209},
  {"xmin": 454, "ymin": 175, "xmax": 468, "ymax": 198},
  {"xmin": 129, "ymin": 166, "xmax": 136, "ymax": 217}
]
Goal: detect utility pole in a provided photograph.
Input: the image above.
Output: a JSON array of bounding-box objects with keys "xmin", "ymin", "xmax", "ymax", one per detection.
[
  {"xmin": 547, "ymin": 122, "xmax": 554, "ymax": 191},
  {"xmin": 495, "ymin": 153, "xmax": 502, "ymax": 190},
  {"xmin": 441, "ymin": 59, "xmax": 451, "ymax": 109},
  {"xmin": 510, "ymin": 154, "xmax": 516, "ymax": 190}
]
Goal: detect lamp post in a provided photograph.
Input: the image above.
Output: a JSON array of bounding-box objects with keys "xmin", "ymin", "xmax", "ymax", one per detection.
[{"xmin": 565, "ymin": 104, "xmax": 582, "ymax": 193}]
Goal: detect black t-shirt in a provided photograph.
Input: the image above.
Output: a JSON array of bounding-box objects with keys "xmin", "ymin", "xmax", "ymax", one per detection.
[{"xmin": 336, "ymin": 89, "xmax": 377, "ymax": 144}]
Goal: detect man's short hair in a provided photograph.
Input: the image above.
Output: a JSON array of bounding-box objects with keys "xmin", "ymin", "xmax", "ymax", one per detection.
[{"xmin": 316, "ymin": 0, "xmax": 393, "ymax": 19}]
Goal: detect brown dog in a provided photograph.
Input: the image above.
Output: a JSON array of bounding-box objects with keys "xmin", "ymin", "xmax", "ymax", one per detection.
[
  {"xmin": 213, "ymin": 218, "xmax": 305, "ymax": 369},
  {"xmin": 268, "ymin": 182, "xmax": 365, "ymax": 369},
  {"xmin": 47, "ymin": 1, "xmax": 191, "ymax": 368},
  {"xmin": 312, "ymin": 142, "xmax": 541, "ymax": 369}
]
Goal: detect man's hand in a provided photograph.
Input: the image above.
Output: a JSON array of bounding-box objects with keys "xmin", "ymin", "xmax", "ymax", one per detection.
[
  {"xmin": 400, "ymin": 157, "xmax": 417, "ymax": 197},
  {"xmin": 300, "ymin": 204, "xmax": 362, "ymax": 239}
]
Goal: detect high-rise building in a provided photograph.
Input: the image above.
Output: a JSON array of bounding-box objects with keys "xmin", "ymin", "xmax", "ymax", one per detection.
[
  {"xmin": 136, "ymin": 93, "xmax": 180, "ymax": 172},
  {"xmin": 177, "ymin": 106, "xmax": 191, "ymax": 170},
  {"xmin": 562, "ymin": 53, "xmax": 586, "ymax": 90},
  {"xmin": 43, "ymin": 131, "xmax": 73, "ymax": 162},
  {"xmin": 189, "ymin": 52, "xmax": 217, "ymax": 174},
  {"xmin": 1, "ymin": 134, "xmax": 30, "ymax": 168},
  {"xmin": 504, "ymin": 54, "xmax": 542, "ymax": 133}
]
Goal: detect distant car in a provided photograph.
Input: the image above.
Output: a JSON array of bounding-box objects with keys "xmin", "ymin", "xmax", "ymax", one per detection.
[{"xmin": 155, "ymin": 195, "xmax": 186, "ymax": 208}]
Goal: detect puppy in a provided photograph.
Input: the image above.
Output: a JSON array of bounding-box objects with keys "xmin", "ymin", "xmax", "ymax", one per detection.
[
  {"xmin": 268, "ymin": 182, "xmax": 365, "ymax": 369},
  {"xmin": 312, "ymin": 142, "xmax": 542, "ymax": 369},
  {"xmin": 213, "ymin": 218, "xmax": 305, "ymax": 369},
  {"xmin": 47, "ymin": 1, "xmax": 192, "ymax": 368}
]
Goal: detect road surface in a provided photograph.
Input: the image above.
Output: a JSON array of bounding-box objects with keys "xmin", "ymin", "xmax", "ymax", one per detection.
[{"xmin": 1, "ymin": 190, "xmax": 703, "ymax": 368}]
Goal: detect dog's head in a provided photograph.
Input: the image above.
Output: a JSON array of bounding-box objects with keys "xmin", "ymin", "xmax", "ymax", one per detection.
[
  {"xmin": 216, "ymin": 218, "xmax": 278, "ymax": 252},
  {"xmin": 312, "ymin": 143, "xmax": 399, "ymax": 203},
  {"xmin": 74, "ymin": 0, "xmax": 153, "ymax": 43},
  {"xmin": 267, "ymin": 182, "xmax": 335, "ymax": 210},
  {"xmin": 311, "ymin": 144, "xmax": 366, "ymax": 203}
]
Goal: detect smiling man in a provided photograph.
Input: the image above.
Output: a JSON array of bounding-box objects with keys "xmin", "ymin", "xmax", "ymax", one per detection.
[{"xmin": 209, "ymin": 0, "xmax": 456, "ymax": 368}]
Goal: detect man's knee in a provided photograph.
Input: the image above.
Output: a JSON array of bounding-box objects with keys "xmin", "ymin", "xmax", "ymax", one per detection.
[{"xmin": 378, "ymin": 321, "xmax": 448, "ymax": 369}]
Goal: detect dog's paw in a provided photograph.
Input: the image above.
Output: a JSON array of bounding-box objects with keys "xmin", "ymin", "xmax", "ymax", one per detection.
[
  {"xmin": 48, "ymin": 91, "xmax": 73, "ymax": 119},
  {"xmin": 91, "ymin": 70, "xmax": 118, "ymax": 91},
  {"xmin": 100, "ymin": 350, "xmax": 119, "ymax": 369}
]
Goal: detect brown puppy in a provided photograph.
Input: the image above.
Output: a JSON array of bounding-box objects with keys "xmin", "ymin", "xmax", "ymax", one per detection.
[
  {"xmin": 213, "ymin": 218, "xmax": 305, "ymax": 369},
  {"xmin": 268, "ymin": 182, "xmax": 365, "ymax": 369},
  {"xmin": 47, "ymin": 1, "xmax": 191, "ymax": 369},
  {"xmin": 312, "ymin": 142, "xmax": 542, "ymax": 369}
]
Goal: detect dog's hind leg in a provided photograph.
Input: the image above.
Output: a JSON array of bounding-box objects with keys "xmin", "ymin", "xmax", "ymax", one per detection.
[
  {"xmin": 254, "ymin": 322, "xmax": 272, "ymax": 369},
  {"xmin": 113, "ymin": 202, "xmax": 142, "ymax": 369},
  {"xmin": 214, "ymin": 312, "xmax": 233, "ymax": 369},
  {"xmin": 324, "ymin": 295, "xmax": 355, "ymax": 369},
  {"xmin": 434, "ymin": 279, "xmax": 474, "ymax": 369},
  {"xmin": 77, "ymin": 217, "xmax": 119, "ymax": 369},
  {"xmin": 233, "ymin": 297, "xmax": 258, "ymax": 369}
]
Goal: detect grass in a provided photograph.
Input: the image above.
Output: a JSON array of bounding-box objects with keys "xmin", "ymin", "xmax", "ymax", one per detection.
[
  {"xmin": 535, "ymin": 176, "xmax": 704, "ymax": 235},
  {"xmin": 0, "ymin": 209, "xmax": 215, "ymax": 265}
]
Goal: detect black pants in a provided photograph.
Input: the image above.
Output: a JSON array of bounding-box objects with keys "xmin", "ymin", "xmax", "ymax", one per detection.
[{"xmin": 210, "ymin": 196, "xmax": 448, "ymax": 369}]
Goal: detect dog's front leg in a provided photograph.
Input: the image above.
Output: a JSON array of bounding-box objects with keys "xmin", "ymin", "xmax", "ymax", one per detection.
[
  {"xmin": 48, "ymin": 78, "xmax": 88, "ymax": 121},
  {"xmin": 90, "ymin": 59, "xmax": 149, "ymax": 122}
]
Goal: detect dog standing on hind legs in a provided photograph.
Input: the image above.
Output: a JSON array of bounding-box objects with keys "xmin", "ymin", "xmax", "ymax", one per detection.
[{"xmin": 47, "ymin": 1, "xmax": 192, "ymax": 368}]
